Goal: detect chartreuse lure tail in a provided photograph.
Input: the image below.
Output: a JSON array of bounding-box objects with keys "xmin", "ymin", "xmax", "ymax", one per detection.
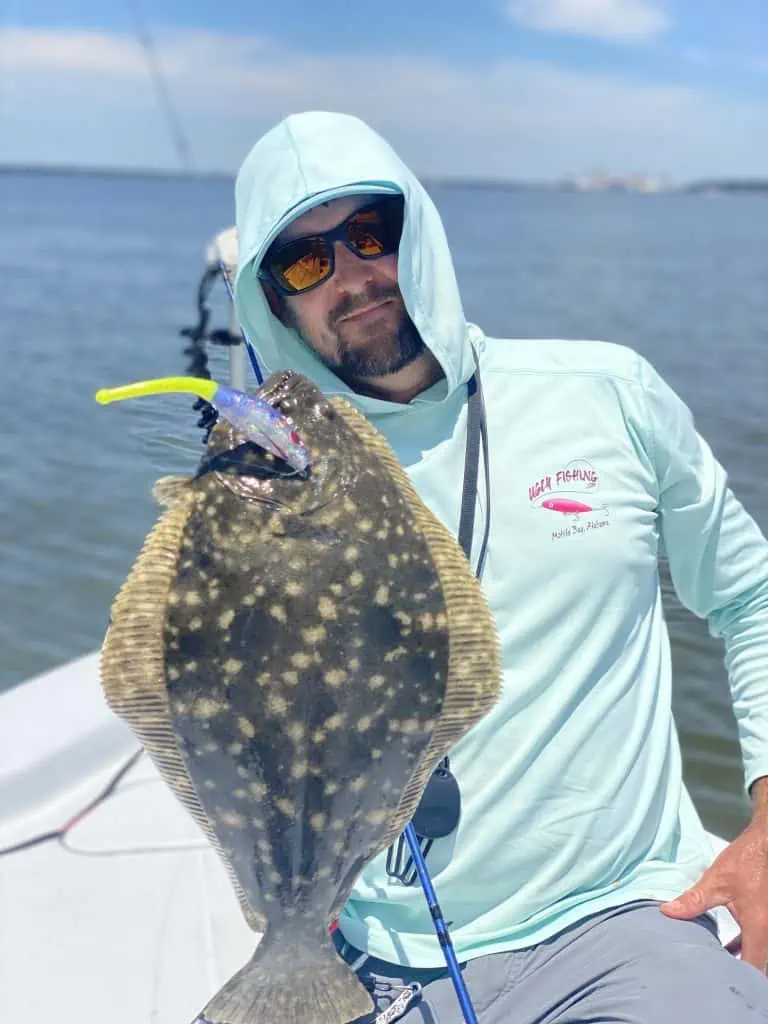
[{"xmin": 95, "ymin": 376, "xmax": 311, "ymax": 473}]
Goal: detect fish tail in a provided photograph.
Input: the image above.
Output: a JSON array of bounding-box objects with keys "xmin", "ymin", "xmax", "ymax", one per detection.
[{"xmin": 191, "ymin": 927, "xmax": 374, "ymax": 1024}]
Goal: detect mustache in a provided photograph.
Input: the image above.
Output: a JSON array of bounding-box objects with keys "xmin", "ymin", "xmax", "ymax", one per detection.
[{"xmin": 329, "ymin": 283, "xmax": 401, "ymax": 326}]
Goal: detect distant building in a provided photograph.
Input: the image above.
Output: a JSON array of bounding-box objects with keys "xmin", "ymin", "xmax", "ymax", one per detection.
[{"xmin": 563, "ymin": 172, "xmax": 671, "ymax": 193}]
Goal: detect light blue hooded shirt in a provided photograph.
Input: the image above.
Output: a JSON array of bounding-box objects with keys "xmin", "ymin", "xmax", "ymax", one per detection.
[{"xmin": 234, "ymin": 112, "xmax": 768, "ymax": 967}]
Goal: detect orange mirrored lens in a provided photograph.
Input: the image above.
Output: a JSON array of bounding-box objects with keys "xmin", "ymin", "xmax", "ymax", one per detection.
[
  {"xmin": 280, "ymin": 251, "xmax": 332, "ymax": 291},
  {"xmin": 347, "ymin": 210, "xmax": 386, "ymax": 256}
]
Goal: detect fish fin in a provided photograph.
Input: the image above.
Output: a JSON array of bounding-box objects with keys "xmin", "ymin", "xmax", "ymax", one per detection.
[
  {"xmin": 153, "ymin": 474, "xmax": 193, "ymax": 508},
  {"xmin": 192, "ymin": 931, "xmax": 373, "ymax": 1024},
  {"xmin": 329, "ymin": 397, "xmax": 502, "ymax": 847},
  {"xmin": 99, "ymin": 493, "xmax": 266, "ymax": 934}
]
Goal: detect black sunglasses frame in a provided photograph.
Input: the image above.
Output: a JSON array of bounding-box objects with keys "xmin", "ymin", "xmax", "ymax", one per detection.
[{"xmin": 257, "ymin": 195, "xmax": 404, "ymax": 297}]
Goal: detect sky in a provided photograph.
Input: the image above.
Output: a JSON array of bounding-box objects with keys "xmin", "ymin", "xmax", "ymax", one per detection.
[{"xmin": 0, "ymin": 0, "xmax": 766, "ymax": 181}]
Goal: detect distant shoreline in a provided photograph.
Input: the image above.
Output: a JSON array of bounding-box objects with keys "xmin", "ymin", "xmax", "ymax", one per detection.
[{"xmin": 1, "ymin": 163, "xmax": 766, "ymax": 194}]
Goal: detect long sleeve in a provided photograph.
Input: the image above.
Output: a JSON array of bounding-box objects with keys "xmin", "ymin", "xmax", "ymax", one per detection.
[{"xmin": 640, "ymin": 355, "xmax": 768, "ymax": 792}]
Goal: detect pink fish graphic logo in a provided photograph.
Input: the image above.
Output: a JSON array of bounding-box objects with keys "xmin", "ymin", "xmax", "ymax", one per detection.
[
  {"xmin": 541, "ymin": 498, "xmax": 594, "ymax": 514},
  {"xmin": 541, "ymin": 498, "xmax": 609, "ymax": 523},
  {"xmin": 528, "ymin": 459, "xmax": 611, "ymax": 536}
]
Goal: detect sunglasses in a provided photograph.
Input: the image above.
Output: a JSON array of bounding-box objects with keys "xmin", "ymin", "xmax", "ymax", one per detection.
[{"xmin": 258, "ymin": 195, "xmax": 404, "ymax": 296}]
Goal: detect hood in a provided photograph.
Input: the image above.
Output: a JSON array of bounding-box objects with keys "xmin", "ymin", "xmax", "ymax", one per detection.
[{"xmin": 233, "ymin": 111, "xmax": 476, "ymax": 417}]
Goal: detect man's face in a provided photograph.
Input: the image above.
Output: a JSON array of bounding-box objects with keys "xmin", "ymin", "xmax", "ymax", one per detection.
[{"xmin": 264, "ymin": 195, "xmax": 424, "ymax": 379}]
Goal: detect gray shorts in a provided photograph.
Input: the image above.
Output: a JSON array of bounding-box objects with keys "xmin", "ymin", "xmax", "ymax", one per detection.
[{"xmin": 336, "ymin": 901, "xmax": 768, "ymax": 1023}]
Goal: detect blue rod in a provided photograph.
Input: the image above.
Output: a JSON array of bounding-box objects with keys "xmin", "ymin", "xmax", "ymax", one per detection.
[{"xmin": 404, "ymin": 822, "xmax": 478, "ymax": 1024}]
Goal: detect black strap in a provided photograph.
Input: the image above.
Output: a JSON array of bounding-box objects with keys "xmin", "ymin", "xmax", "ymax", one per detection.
[
  {"xmin": 385, "ymin": 347, "xmax": 491, "ymax": 885},
  {"xmin": 458, "ymin": 347, "xmax": 490, "ymax": 578}
]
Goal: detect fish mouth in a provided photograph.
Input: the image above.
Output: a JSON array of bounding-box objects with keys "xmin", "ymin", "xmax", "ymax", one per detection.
[
  {"xmin": 195, "ymin": 442, "xmax": 296, "ymax": 506},
  {"xmin": 196, "ymin": 371, "xmax": 350, "ymax": 511}
]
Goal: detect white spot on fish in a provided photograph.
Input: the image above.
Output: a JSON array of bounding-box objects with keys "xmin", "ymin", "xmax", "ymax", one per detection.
[
  {"xmin": 324, "ymin": 669, "xmax": 347, "ymax": 688},
  {"xmin": 220, "ymin": 811, "xmax": 246, "ymax": 828},
  {"xmin": 270, "ymin": 604, "xmax": 288, "ymax": 623},
  {"xmin": 302, "ymin": 625, "xmax": 327, "ymax": 645},
  {"xmin": 324, "ymin": 712, "xmax": 346, "ymax": 730},
  {"xmin": 384, "ymin": 647, "xmax": 407, "ymax": 662},
  {"xmin": 238, "ymin": 717, "xmax": 256, "ymax": 738},
  {"xmin": 268, "ymin": 694, "xmax": 289, "ymax": 715},
  {"xmin": 218, "ymin": 609, "xmax": 235, "ymax": 629},
  {"xmin": 318, "ymin": 596, "xmax": 337, "ymax": 620}
]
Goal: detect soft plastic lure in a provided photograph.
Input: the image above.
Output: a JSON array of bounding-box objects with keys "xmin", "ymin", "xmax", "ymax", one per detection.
[{"xmin": 95, "ymin": 376, "xmax": 311, "ymax": 474}]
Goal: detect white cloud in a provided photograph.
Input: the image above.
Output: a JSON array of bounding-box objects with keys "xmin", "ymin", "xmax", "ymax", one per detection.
[
  {"xmin": 504, "ymin": 0, "xmax": 669, "ymax": 41},
  {"xmin": 0, "ymin": 27, "xmax": 765, "ymax": 180}
]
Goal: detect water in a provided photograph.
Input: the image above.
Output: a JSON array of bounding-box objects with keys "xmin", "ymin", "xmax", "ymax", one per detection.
[{"xmin": 2, "ymin": 171, "xmax": 767, "ymax": 839}]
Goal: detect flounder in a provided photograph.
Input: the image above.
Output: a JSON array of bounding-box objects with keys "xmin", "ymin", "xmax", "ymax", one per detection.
[{"xmin": 100, "ymin": 370, "xmax": 500, "ymax": 1024}]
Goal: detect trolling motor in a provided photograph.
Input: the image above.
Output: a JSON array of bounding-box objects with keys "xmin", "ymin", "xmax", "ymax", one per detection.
[{"xmin": 179, "ymin": 228, "xmax": 246, "ymax": 442}]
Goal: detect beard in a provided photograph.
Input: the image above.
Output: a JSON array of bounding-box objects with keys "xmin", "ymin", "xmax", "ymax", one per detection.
[
  {"xmin": 330, "ymin": 313, "xmax": 425, "ymax": 379},
  {"xmin": 288, "ymin": 283, "xmax": 426, "ymax": 380}
]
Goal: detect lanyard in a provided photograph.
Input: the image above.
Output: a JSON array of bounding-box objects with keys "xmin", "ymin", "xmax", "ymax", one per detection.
[
  {"xmin": 385, "ymin": 349, "xmax": 491, "ymax": 885},
  {"xmin": 458, "ymin": 348, "xmax": 491, "ymax": 578}
]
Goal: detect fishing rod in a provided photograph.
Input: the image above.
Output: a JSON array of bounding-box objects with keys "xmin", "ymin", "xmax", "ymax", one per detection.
[{"xmin": 404, "ymin": 822, "xmax": 478, "ymax": 1024}]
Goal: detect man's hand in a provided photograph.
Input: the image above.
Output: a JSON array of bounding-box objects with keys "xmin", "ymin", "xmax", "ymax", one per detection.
[{"xmin": 661, "ymin": 783, "xmax": 768, "ymax": 971}]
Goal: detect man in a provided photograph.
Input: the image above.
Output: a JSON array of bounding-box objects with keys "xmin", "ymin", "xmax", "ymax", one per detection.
[{"xmin": 232, "ymin": 111, "xmax": 768, "ymax": 1022}]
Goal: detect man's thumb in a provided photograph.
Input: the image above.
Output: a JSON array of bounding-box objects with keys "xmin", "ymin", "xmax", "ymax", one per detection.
[{"xmin": 659, "ymin": 880, "xmax": 719, "ymax": 920}]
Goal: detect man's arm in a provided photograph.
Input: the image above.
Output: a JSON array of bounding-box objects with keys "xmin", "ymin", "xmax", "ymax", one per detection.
[
  {"xmin": 636, "ymin": 355, "xmax": 768, "ymax": 795},
  {"xmin": 634, "ymin": 355, "xmax": 768, "ymax": 969}
]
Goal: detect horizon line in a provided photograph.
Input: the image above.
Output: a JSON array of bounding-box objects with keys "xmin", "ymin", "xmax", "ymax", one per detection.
[{"xmin": 1, "ymin": 162, "xmax": 767, "ymax": 192}]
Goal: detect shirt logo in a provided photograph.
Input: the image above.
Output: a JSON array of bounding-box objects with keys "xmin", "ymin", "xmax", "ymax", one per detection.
[{"xmin": 527, "ymin": 459, "xmax": 611, "ymax": 540}]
